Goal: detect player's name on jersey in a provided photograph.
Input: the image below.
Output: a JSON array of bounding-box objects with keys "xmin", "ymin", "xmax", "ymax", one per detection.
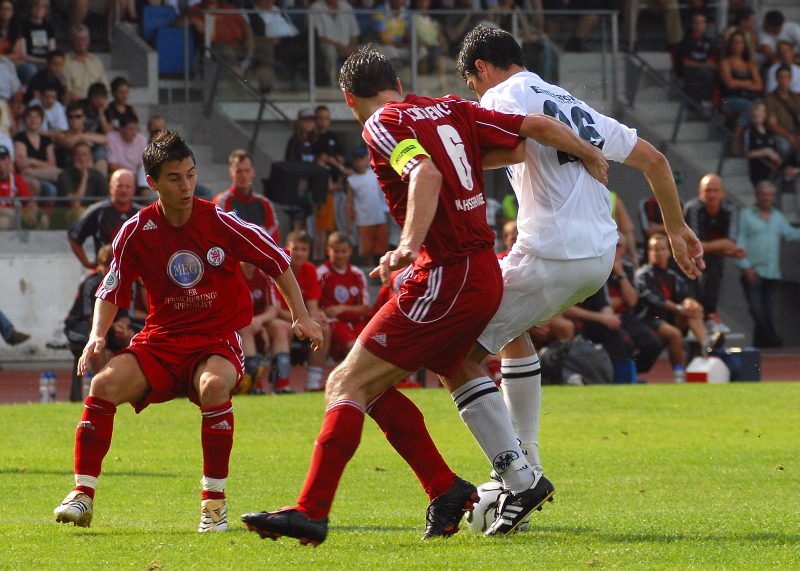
[
  {"xmin": 530, "ymin": 85, "xmax": 580, "ymax": 104},
  {"xmin": 405, "ymin": 102, "xmax": 453, "ymax": 122},
  {"xmin": 454, "ymin": 193, "xmax": 485, "ymax": 212}
]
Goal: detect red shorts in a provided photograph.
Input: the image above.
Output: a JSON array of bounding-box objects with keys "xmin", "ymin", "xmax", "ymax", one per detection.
[
  {"xmin": 359, "ymin": 248, "xmax": 502, "ymax": 377},
  {"xmin": 120, "ymin": 331, "xmax": 244, "ymax": 413},
  {"xmin": 330, "ymin": 320, "xmax": 367, "ymax": 362}
]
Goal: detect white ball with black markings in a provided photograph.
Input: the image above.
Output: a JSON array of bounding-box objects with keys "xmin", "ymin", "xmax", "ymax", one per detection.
[{"xmin": 464, "ymin": 481, "xmax": 504, "ymax": 533}]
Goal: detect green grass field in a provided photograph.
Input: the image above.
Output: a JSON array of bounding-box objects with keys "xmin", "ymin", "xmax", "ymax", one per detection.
[{"xmin": 2, "ymin": 383, "xmax": 799, "ymax": 570}]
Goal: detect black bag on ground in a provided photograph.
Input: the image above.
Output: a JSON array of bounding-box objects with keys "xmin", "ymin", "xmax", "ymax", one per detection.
[{"xmin": 539, "ymin": 336, "xmax": 613, "ymax": 385}]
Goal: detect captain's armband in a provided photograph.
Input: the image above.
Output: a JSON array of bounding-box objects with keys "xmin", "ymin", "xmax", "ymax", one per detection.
[{"xmin": 389, "ymin": 138, "xmax": 430, "ymax": 176}]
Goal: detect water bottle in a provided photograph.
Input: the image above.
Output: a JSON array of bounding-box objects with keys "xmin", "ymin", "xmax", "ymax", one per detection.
[
  {"xmin": 39, "ymin": 372, "xmax": 51, "ymax": 403},
  {"xmin": 48, "ymin": 371, "xmax": 57, "ymax": 402},
  {"xmin": 82, "ymin": 371, "xmax": 93, "ymax": 399}
]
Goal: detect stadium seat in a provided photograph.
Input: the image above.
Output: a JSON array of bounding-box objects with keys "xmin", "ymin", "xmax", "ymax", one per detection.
[
  {"xmin": 142, "ymin": 5, "xmax": 178, "ymax": 42},
  {"xmin": 156, "ymin": 27, "xmax": 196, "ymax": 75}
]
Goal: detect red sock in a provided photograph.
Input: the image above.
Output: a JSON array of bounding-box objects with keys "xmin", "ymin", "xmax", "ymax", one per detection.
[
  {"xmin": 296, "ymin": 400, "xmax": 364, "ymax": 520},
  {"xmin": 368, "ymin": 386, "xmax": 455, "ymax": 500},
  {"xmin": 200, "ymin": 401, "xmax": 234, "ymax": 481},
  {"xmin": 74, "ymin": 396, "xmax": 117, "ymax": 500}
]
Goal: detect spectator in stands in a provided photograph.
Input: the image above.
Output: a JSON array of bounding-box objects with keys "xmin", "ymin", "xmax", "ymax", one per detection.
[
  {"xmin": 311, "ymin": 139, "xmax": 344, "ymax": 259},
  {"xmin": 67, "ymin": 167, "xmax": 135, "ymax": 269},
  {"xmin": 765, "ymin": 65, "xmax": 800, "ymax": 161},
  {"xmin": 18, "ymin": 0, "xmax": 56, "ymax": 85},
  {"xmin": 82, "ymin": 82, "xmax": 113, "ymax": 135},
  {"xmin": 611, "ymin": 191, "xmax": 640, "ymax": 266},
  {"xmin": 723, "ymin": 6, "xmax": 758, "ymax": 64},
  {"xmin": 273, "ymin": 230, "xmax": 331, "ymax": 391},
  {"xmin": 30, "ymin": 84, "xmax": 67, "ymax": 136},
  {"xmin": 0, "ymin": 103, "xmax": 12, "ymax": 153},
  {"xmin": 639, "ymin": 195, "xmax": 667, "ymax": 239},
  {"xmin": 214, "ymin": 148, "xmax": 281, "ymax": 243},
  {"xmin": 437, "ymin": 0, "xmax": 482, "ymax": 59},
  {"xmin": 607, "ymin": 233, "xmax": 665, "ymax": 374},
  {"xmin": 106, "ymin": 113, "xmax": 148, "ymax": 187},
  {"xmin": 310, "ymin": 0, "xmax": 360, "ymax": 87},
  {"xmin": 238, "ymin": 261, "xmax": 294, "ymax": 394},
  {"xmin": 13, "ymin": 104, "xmax": 60, "ymax": 201},
  {"xmin": 684, "ymin": 173, "xmax": 746, "ymax": 320},
  {"xmin": 0, "ymin": 144, "xmax": 38, "ymax": 229},
  {"xmin": 0, "ymin": 307, "xmax": 29, "ymax": 346},
  {"xmin": 743, "ymin": 100, "xmax": 796, "ymax": 187},
  {"xmin": 284, "ymin": 107, "xmax": 316, "ymax": 162},
  {"xmin": 188, "ymin": 0, "xmax": 254, "ymax": 76},
  {"xmin": 317, "ymin": 232, "xmax": 371, "ymax": 363},
  {"xmin": 411, "ymin": 0, "xmax": 445, "ymax": 90},
  {"xmin": 58, "ymin": 141, "xmax": 109, "ymax": 225},
  {"xmin": 678, "ymin": 12, "xmax": 717, "ymax": 105},
  {"xmin": 64, "ymin": 25, "xmax": 108, "ymax": 104},
  {"xmin": 147, "ymin": 114, "xmax": 166, "ymax": 140},
  {"xmin": 545, "ymin": 0, "xmax": 603, "ymax": 53},
  {"xmin": 719, "ymin": 30, "xmax": 763, "ymax": 147},
  {"xmin": 635, "ymin": 233, "xmax": 707, "ymax": 382},
  {"xmin": 54, "ymin": 101, "xmax": 108, "ymax": 175},
  {"xmin": 25, "ymin": 49, "xmax": 66, "ymax": 103},
  {"xmin": 758, "ymin": 10, "xmax": 800, "ymax": 65},
  {"xmin": 248, "ymin": 0, "xmax": 298, "ymax": 94},
  {"xmin": 345, "ymin": 145, "xmax": 388, "ymax": 267},
  {"xmin": 766, "ymin": 41, "xmax": 800, "ymax": 94},
  {"xmin": 0, "ymin": 0, "xmax": 23, "ymax": 65},
  {"xmin": 737, "ymin": 180, "xmax": 800, "ymax": 348},
  {"xmin": 104, "ymin": 77, "xmax": 134, "ymax": 130},
  {"xmin": 497, "ymin": 219, "xmax": 517, "ymax": 259},
  {"xmin": 314, "ymin": 105, "xmax": 344, "ymax": 165},
  {"xmin": 0, "ymin": 53, "xmax": 22, "ymax": 106},
  {"xmin": 54, "ymin": 0, "xmax": 111, "ymax": 30},
  {"xmin": 371, "ymin": 0, "xmax": 412, "ymax": 65}
]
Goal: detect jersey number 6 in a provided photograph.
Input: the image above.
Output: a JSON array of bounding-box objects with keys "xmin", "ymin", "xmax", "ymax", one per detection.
[{"xmin": 437, "ymin": 124, "xmax": 474, "ymax": 191}]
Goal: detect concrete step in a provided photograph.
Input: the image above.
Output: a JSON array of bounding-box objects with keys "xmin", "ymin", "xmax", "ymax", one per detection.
[{"xmin": 634, "ymin": 101, "xmax": 682, "ymax": 122}]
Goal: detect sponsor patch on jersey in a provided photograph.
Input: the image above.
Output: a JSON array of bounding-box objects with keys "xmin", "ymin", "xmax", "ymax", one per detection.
[
  {"xmin": 167, "ymin": 250, "xmax": 204, "ymax": 288},
  {"xmin": 334, "ymin": 284, "xmax": 350, "ymax": 303},
  {"xmin": 103, "ymin": 271, "xmax": 119, "ymax": 291},
  {"xmin": 207, "ymin": 246, "xmax": 226, "ymax": 267},
  {"xmin": 349, "ymin": 286, "xmax": 359, "ymax": 297}
]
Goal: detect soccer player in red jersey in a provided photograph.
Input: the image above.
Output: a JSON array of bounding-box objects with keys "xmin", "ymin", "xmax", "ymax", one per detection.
[
  {"xmin": 53, "ymin": 130, "xmax": 323, "ymax": 532},
  {"xmin": 213, "ymin": 149, "xmax": 281, "ymax": 244},
  {"xmin": 242, "ymin": 47, "xmax": 608, "ymax": 545},
  {"xmin": 317, "ymin": 232, "xmax": 370, "ymax": 362}
]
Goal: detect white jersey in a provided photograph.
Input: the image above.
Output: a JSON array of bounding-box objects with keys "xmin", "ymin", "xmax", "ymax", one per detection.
[
  {"xmin": 481, "ymin": 71, "xmax": 637, "ymax": 260},
  {"xmin": 347, "ymin": 168, "xmax": 389, "ymax": 227}
]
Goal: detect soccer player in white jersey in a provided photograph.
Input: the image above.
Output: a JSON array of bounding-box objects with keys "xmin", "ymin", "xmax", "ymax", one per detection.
[{"xmin": 454, "ymin": 25, "xmax": 705, "ymax": 532}]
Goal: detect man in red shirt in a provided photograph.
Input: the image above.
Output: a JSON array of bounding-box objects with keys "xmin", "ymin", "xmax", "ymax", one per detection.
[
  {"xmin": 214, "ymin": 149, "xmax": 280, "ymax": 244},
  {"xmin": 0, "ymin": 145, "xmax": 38, "ymax": 229},
  {"xmin": 53, "ymin": 130, "xmax": 322, "ymax": 532},
  {"xmin": 271, "ymin": 230, "xmax": 331, "ymax": 391},
  {"xmin": 242, "ymin": 47, "xmax": 608, "ymax": 544},
  {"xmin": 317, "ymin": 232, "xmax": 371, "ymax": 362}
]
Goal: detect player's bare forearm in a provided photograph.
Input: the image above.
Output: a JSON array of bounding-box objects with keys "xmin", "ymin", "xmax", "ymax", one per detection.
[
  {"xmin": 78, "ymin": 298, "xmax": 119, "ymax": 375},
  {"xmin": 482, "ymin": 141, "xmax": 525, "ymax": 169},
  {"xmin": 273, "ymin": 269, "xmax": 312, "ymax": 323},
  {"xmin": 399, "ymin": 159, "xmax": 441, "ymax": 255}
]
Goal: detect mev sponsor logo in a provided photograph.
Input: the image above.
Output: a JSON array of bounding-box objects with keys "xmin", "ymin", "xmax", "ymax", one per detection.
[
  {"xmin": 167, "ymin": 250, "xmax": 204, "ymax": 288},
  {"xmin": 454, "ymin": 194, "xmax": 485, "ymax": 211}
]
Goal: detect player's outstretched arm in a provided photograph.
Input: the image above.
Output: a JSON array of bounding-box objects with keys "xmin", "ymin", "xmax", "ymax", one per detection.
[
  {"xmin": 78, "ymin": 298, "xmax": 119, "ymax": 376},
  {"xmin": 520, "ymin": 113, "xmax": 609, "ymax": 185},
  {"xmin": 624, "ymin": 138, "xmax": 705, "ymax": 279},
  {"xmin": 273, "ymin": 269, "xmax": 324, "ymax": 350},
  {"xmin": 370, "ymin": 158, "xmax": 442, "ymax": 283}
]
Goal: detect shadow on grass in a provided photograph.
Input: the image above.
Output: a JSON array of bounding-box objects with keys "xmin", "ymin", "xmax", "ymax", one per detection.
[{"xmin": 0, "ymin": 468, "xmax": 178, "ymax": 478}]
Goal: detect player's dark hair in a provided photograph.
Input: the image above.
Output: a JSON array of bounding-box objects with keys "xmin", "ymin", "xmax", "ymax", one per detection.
[
  {"xmin": 286, "ymin": 229, "xmax": 312, "ymax": 247},
  {"xmin": 327, "ymin": 231, "xmax": 352, "ymax": 248},
  {"xmin": 456, "ymin": 25, "xmax": 525, "ymax": 80},
  {"xmin": 142, "ymin": 129, "xmax": 195, "ymax": 180},
  {"xmin": 339, "ymin": 45, "xmax": 398, "ymax": 98},
  {"xmin": 764, "ymin": 10, "xmax": 784, "ymax": 29}
]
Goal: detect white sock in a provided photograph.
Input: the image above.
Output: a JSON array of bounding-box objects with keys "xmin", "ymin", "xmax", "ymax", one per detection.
[
  {"xmin": 75, "ymin": 474, "xmax": 97, "ymax": 490},
  {"xmin": 306, "ymin": 366, "xmax": 323, "ymax": 387},
  {"xmin": 452, "ymin": 377, "xmax": 534, "ymax": 493},
  {"xmin": 501, "ymin": 354, "xmax": 542, "ymax": 467},
  {"xmin": 202, "ymin": 476, "xmax": 226, "ymax": 493}
]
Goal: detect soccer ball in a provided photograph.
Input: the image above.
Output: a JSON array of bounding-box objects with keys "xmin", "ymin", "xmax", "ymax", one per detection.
[{"xmin": 464, "ymin": 481, "xmax": 504, "ymax": 533}]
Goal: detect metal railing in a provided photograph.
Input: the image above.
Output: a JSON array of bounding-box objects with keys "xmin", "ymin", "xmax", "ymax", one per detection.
[{"xmin": 624, "ymin": 50, "xmax": 733, "ymax": 175}]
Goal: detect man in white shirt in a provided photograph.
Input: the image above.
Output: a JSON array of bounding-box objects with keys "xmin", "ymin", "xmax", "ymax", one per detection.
[
  {"xmin": 30, "ymin": 86, "xmax": 68, "ymax": 136},
  {"xmin": 454, "ymin": 25, "xmax": 704, "ymax": 532},
  {"xmin": 759, "ymin": 10, "xmax": 800, "ymax": 65},
  {"xmin": 310, "ymin": 0, "xmax": 360, "ymax": 86},
  {"xmin": 766, "ymin": 40, "xmax": 800, "ymax": 94}
]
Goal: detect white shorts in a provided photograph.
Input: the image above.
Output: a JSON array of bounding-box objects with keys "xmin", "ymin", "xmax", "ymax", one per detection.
[{"xmin": 478, "ymin": 245, "xmax": 616, "ymax": 354}]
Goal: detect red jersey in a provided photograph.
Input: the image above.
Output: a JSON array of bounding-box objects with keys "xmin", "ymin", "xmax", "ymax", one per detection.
[
  {"xmin": 0, "ymin": 173, "xmax": 31, "ymax": 207},
  {"xmin": 317, "ymin": 261, "xmax": 369, "ymax": 324},
  {"xmin": 98, "ymin": 198, "xmax": 290, "ymax": 336},
  {"xmin": 362, "ymin": 94, "xmax": 524, "ymax": 267},
  {"xmin": 272, "ymin": 261, "xmax": 321, "ymax": 310},
  {"xmin": 244, "ymin": 267, "xmax": 274, "ymax": 315},
  {"xmin": 214, "ymin": 185, "xmax": 281, "ymax": 244}
]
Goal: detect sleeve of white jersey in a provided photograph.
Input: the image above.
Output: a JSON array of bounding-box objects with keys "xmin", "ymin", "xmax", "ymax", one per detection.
[
  {"xmin": 595, "ymin": 113, "xmax": 638, "ymax": 163},
  {"xmin": 480, "ymin": 84, "xmax": 527, "ymax": 116}
]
